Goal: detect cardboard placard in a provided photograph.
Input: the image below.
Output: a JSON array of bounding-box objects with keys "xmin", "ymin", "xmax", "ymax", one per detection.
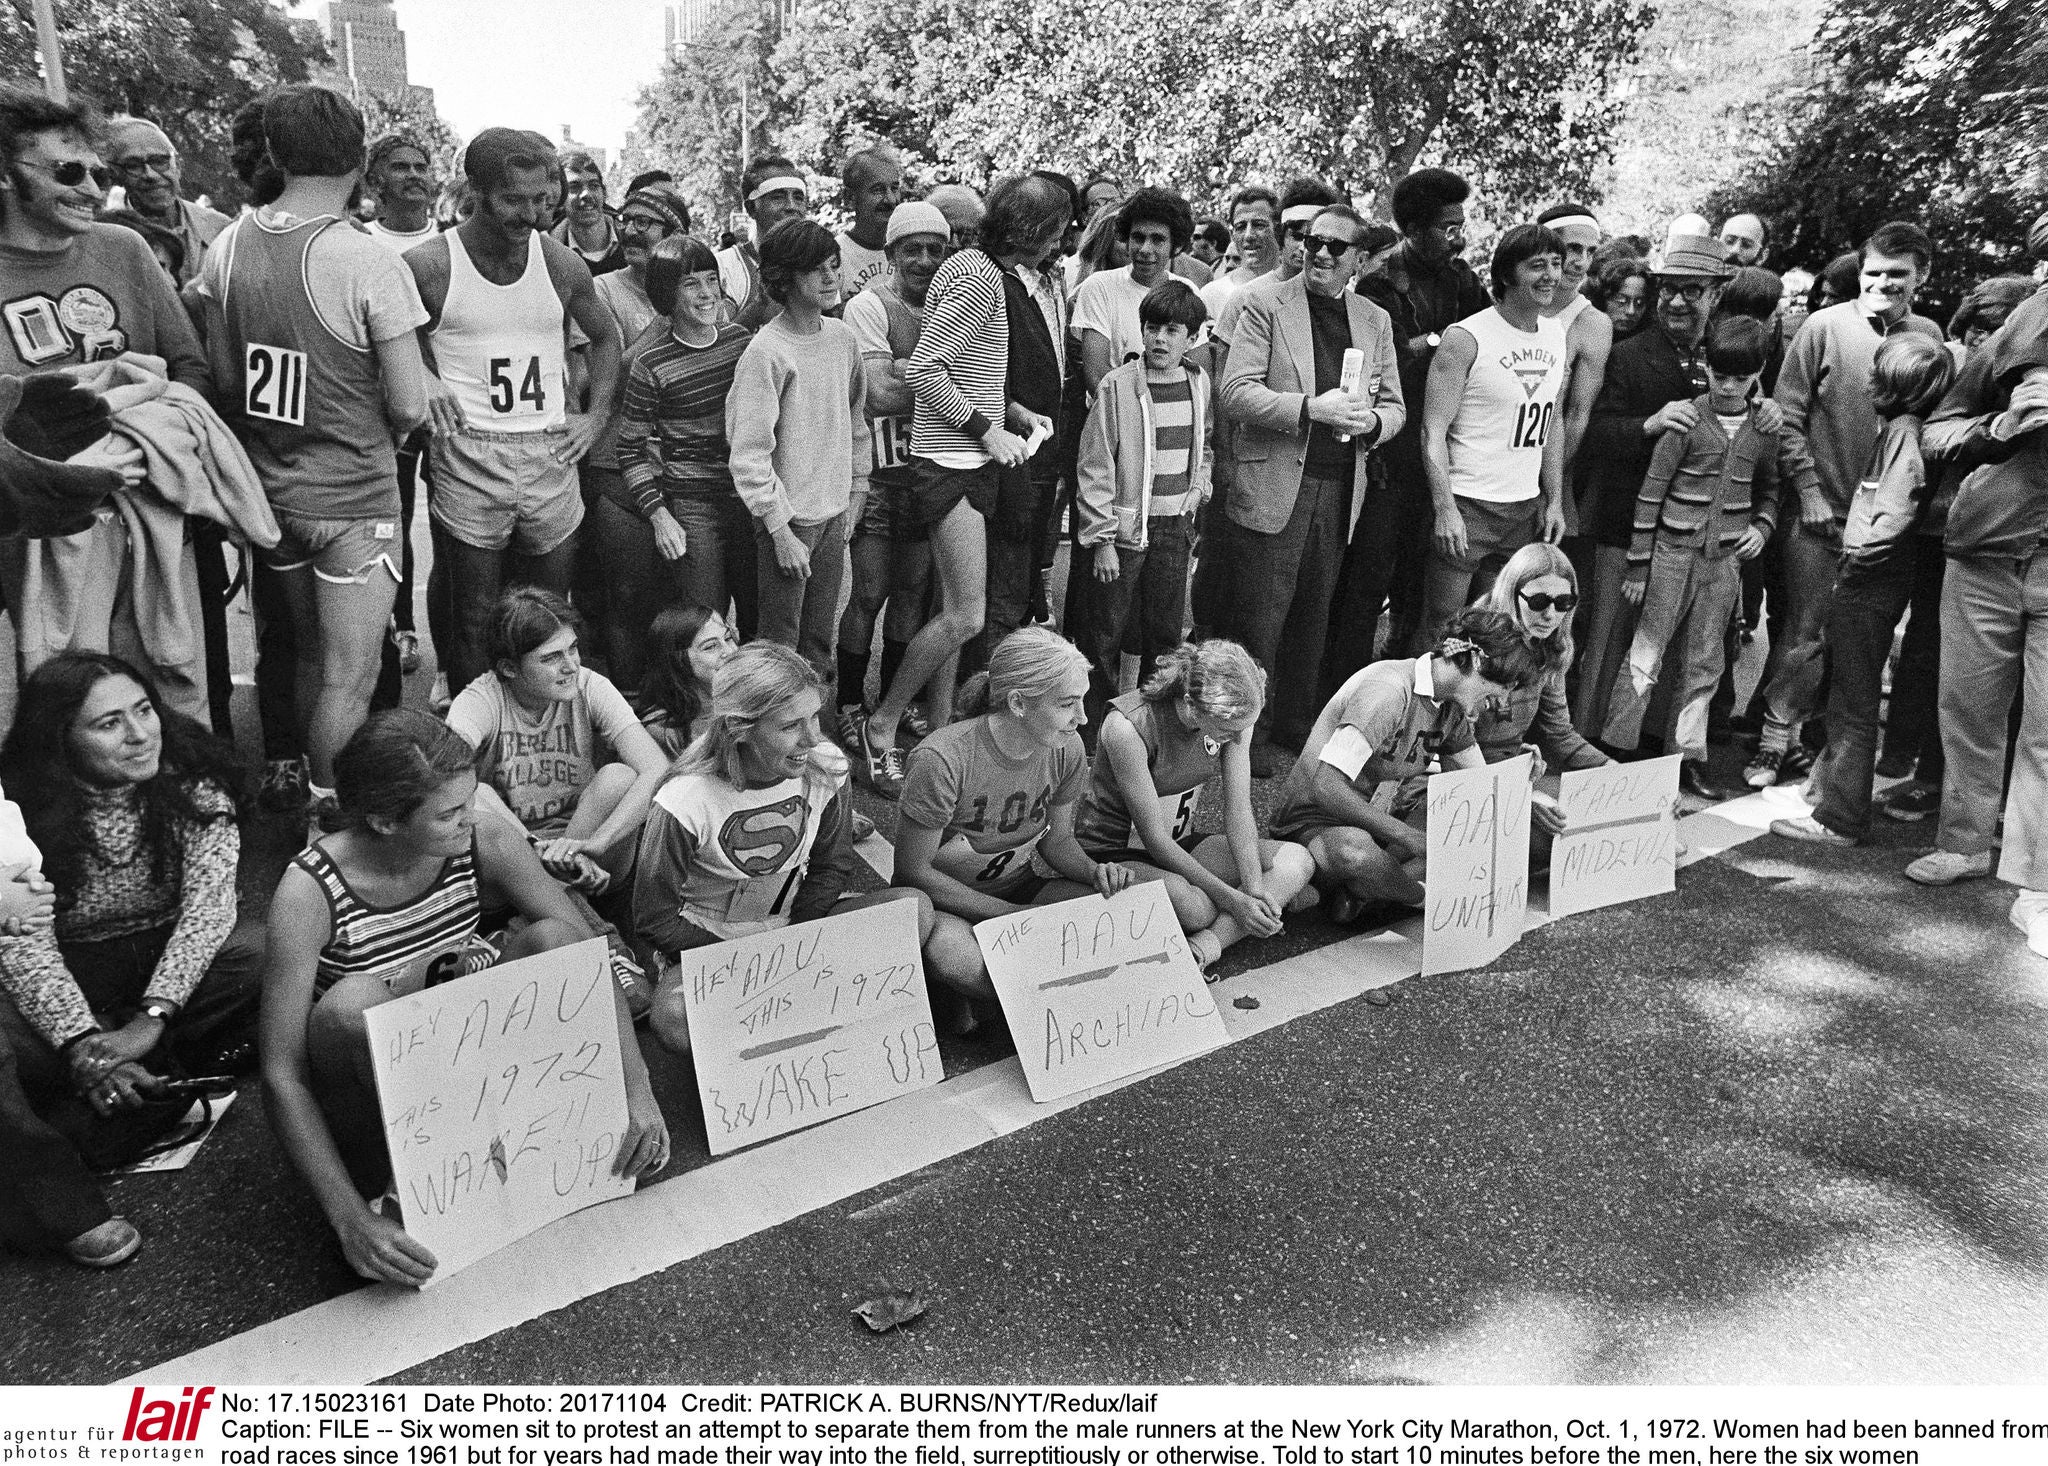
[
  {"xmin": 1550, "ymin": 755, "xmax": 1681, "ymax": 918},
  {"xmin": 679, "ymin": 897, "xmax": 938, "ymax": 1155},
  {"xmin": 975, "ymin": 881, "xmax": 1228, "ymax": 1102},
  {"xmin": 364, "ymin": 937, "xmax": 632, "ymax": 1284},
  {"xmin": 1422, "ymin": 754, "xmax": 1532, "ymax": 976}
]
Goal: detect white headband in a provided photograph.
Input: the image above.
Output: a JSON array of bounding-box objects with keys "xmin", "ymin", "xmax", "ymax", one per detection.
[
  {"xmin": 747, "ymin": 175, "xmax": 808, "ymax": 204},
  {"xmin": 1280, "ymin": 204, "xmax": 1324, "ymax": 225},
  {"xmin": 1545, "ymin": 213, "xmax": 1601, "ymax": 244}
]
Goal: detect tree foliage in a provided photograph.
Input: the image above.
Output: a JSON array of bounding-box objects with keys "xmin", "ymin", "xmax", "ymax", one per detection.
[
  {"xmin": 1706, "ymin": 0, "xmax": 2048, "ymax": 307},
  {"xmin": 359, "ymin": 87, "xmax": 464, "ymax": 178},
  {"xmin": 0, "ymin": 0, "xmax": 328, "ymax": 203},
  {"xmin": 630, "ymin": 5, "xmax": 791, "ymax": 230}
]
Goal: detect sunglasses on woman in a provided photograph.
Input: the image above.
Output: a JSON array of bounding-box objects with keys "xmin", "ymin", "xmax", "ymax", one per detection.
[
  {"xmin": 1519, "ymin": 590, "xmax": 1578, "ymax": 613},
  {"xmin": 18, "ymin": 159, "xmax": 111, "ymax": 189}
]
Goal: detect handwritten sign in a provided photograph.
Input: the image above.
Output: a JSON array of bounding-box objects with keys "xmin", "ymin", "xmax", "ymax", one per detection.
[
  {"xmin": 1550, "ymin": 754, "xmax": 1680, "ymax": 918},
  {"xmin": 975, "ymin": 881, "xmax": 1228, "ymax": 1102},
  {"xmin": 1423, "ymin": 754, "xmax": 1532, "ymax": 976},
  {"xmin": 364, "ymin": 937, "xmax": 632, "ymax": 1284},
  {"xmin": 680, "ymin": 897, "xmax": 938, "ymax": 1155}
]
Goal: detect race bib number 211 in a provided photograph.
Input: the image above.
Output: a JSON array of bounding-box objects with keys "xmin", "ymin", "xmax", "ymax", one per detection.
[{"xmin": 245, "ymin": 342, "xmax": 308, "ymax": 426}]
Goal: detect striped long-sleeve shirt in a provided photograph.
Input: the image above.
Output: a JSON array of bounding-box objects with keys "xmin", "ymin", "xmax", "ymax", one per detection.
[
  {"xmin": 1627, "ymin": 397, "xmax": 1784, "ymax": 574},
  {"xmin": 617, "ymin": 322, "xmax": 753, "ymax": 518},
  {"xmin": 908, "ymin": 247, "xmax": 1009, "ymax": 466}
]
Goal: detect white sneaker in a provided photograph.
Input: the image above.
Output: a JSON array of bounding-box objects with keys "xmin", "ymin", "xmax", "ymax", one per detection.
[
  {"xmin": 1904, "ymin": 850, "xmax": 1993, "ymax": 886},
  {"xmin": 2011, "ymin": 891, "xmax": 2048, "ymax": 960}
]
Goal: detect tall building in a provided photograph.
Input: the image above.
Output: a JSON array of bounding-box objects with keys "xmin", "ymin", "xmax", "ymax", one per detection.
[
  {"xmin": 665, "ymin": 0, "xmax": 797, "ymax": 54},
  {"xmin": 317, "ymin": 0, "xmax": 436, "ymax": 110}
]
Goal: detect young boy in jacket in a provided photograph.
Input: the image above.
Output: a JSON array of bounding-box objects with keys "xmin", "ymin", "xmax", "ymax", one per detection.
[
  {"xmin": 1068, "ymin": 280, "xmax": 1212, "ymax": 729},
  {"xmin": 1600, "ymin": 316, "xmax": 1781, "ymax": 800}
]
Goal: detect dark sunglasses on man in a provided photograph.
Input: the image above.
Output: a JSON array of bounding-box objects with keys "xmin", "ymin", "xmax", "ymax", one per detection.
[
  {"xmin": 1304, "ymin": 234, "xmax": 1357, "ymax": 259},
  {"xmin": 17, "ymin": 159, "xmax": 111, "ymax": 190},
  {"xmin": 1519, "ymin": 589, "xmax": 1578, "ymax": 614}
]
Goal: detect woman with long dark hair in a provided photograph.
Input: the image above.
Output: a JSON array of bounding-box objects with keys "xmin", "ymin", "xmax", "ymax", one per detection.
[{"xmin": 0, "ymin": 651, "xmax": 264, "ymax": 1268}]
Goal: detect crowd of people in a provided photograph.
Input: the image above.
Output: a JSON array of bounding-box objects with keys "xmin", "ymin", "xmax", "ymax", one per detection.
[{"xmin": 1, "ymin": 75, "xmax": 2044, "ymax": 1284}]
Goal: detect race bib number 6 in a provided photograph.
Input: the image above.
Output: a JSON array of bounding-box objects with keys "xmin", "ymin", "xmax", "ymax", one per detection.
[{"xmin": 245, "ymin": 342, "xmax": 308, "ymax": 426}]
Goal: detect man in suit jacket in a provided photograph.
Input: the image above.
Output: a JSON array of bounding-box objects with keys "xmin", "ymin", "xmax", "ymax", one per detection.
[{"xmin": 1220, "ymin": 204, "xmax": 1404, "ymax": 765}]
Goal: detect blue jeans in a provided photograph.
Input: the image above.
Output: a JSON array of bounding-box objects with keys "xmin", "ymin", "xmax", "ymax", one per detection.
[
  {"xmin": 1811, "ymin": 545, "xmax": 1918, "ymax": 838},
  {"xmin": 1066, "ymin": 515, "xmax": 1194, "ymax": 729}
]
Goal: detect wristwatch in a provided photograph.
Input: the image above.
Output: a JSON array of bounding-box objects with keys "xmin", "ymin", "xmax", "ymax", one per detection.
[{"xmin": 141, "ymin": 1000, "xmax": 176, "ymax": 1024}]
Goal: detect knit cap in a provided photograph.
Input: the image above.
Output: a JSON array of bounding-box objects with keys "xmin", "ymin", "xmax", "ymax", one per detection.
[{"xmin": 886, "ymin": 201, "xmax": 951, "ymax": 247}]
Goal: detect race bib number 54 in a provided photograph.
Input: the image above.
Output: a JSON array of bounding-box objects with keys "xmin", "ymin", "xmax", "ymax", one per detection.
[{"xmin": 245, "ymin": 342, "xmax": 308, "ymax": 425}]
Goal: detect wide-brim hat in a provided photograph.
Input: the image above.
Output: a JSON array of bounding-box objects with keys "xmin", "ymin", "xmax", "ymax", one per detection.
[{"xmin": 1654, "ymin": 230, "xmax": 1736, "ymax": 280}]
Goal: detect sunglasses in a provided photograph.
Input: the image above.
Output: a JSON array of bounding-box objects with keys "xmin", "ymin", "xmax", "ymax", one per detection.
[
  {"xmin": 1304, "ymin": 234, "xmax": 1357, "ymax": 259},
  {"xmin": 113, "ymin": 153, "xmax": 174, "ymax": 178},
  {"xmin": 18, "ymin": 158, "xmax": 110, "ymax": 189},
  {"xmin": 1658, "ymin": 280, "xmax": 1711, "ymax": 302},
  {"xmin": 1519, "ymin": 590, "xmax": 1579, "ymax": 613}
]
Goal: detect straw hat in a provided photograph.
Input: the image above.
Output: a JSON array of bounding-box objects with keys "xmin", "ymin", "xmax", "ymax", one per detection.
[{"xmin": 1652, "ymin": 221, "xmax": 1736, "ymax": 280}]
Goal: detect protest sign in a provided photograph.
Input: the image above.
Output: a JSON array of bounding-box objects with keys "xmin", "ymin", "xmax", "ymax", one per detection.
[
  {"xmin": 679, "ymin": 897, "xmax": 938, "ymax": 1155},
  {"xmin": 364, "ymin": 937, "xmax": 632, "ymax": 1284},
  {"xmin": 975, "ymin": 880, "xmax": 1228, "ymax": 1102},
  {"xmin": 1423, "ymin": 754, "xmax": 1531, "ymax": 976},
  {"xmin": 1550, "ymin": 754, "xmax": 1680, "ymax": 918}
]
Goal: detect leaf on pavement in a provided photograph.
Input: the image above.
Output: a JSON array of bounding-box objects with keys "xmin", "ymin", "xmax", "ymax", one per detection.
[{"xmin": 853, "ymin": 1289, "xmax": 927, "ymax": 1333}]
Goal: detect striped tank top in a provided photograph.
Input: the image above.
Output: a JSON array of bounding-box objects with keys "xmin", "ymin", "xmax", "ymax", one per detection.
[{"xmin": 292, "ymin": 841, "xmax": 481, "ymax": 995}]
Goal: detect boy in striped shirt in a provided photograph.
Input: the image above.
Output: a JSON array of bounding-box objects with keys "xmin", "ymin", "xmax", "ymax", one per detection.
[
  {"xmin": 1068, "ymin": 280, "xmax": 1213, "ymax": 728},
  {"xmin": 1600, "ymin": 315, "xmax": 1782, "ymax": 789}
]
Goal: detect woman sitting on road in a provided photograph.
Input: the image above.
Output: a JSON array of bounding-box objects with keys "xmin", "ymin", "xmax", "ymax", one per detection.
[
  {"xmin": 637, "ymin": 602, "xmax": 738, "ymax": 760},
  {"xmin": 634, "ymin": 643, "xmax": 932, "ymax": 1055},
  {"xmin": 1073, "ymin": 639, "xmax": 1315, "ymax": 973},
  {"xmin": 261, "ymin": 711, "xmax": 667, "ymax": 1288},
  {"xmin": 894, "ymin": 628, "xmax": 1144, "ymax": 1003},
  {"xmin": 445, "ymin": 588, "xmax": 671, "ymax": 895},
  {"xmin": 1268, "ymin": 609, "xmax": 1547, "ymax": 922},
  {"xmin": 0, "ymin": 653, "xmax": 264, "ymax": 1269}
]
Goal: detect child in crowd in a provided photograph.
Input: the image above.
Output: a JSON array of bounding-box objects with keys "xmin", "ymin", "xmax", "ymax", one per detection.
[
  {"xmin": 616, "ymin": 235, "xmax": 758, "ymax": 638},
  {"xmin": 1773, "ymin": 334, "xmax": 1956, "ymax": 846},
  {"xmin": 1068, "ymin": 279, "xmax": 1212, "ymax": 728},
  {"xmin": 632, "ymin": 643, "xmax": 932, "ymax": 1055},
  {"xmin": 638, "ymin": 603, "xmax": 737, "ymax": 760},
  {"xmin": 1269, "ymin": 608, "xmax": 1546, "ymax": 921},
  {"xmin": 1601, "ymin": 316, "xmax": 1781, "ymax": 801},
  {"xmin": 445, "ymin": 589, "xmax": 671, "ymax": 894},
  {"xmin": 894, "ymin": 628, "xmax": 1144, "ymax": 1002},
  {"xmin": 725, "ymin": 219, "xmax": 871, "ymax": 683},
  {"xmin": 1073, "ymin": 639, "xmax": 1315, "ymax": 971},
  {"xmin": 261, "ymin": 710, "xmax": 667, "ymax": 1288}
]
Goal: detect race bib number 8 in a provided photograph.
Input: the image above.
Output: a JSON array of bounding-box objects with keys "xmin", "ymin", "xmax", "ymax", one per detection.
[
  {"xmin": 871, "ymin": 415, "xmax": 912, "ymax": 473},
  {"xmin": 245, "ymin": 342, "xmax": 308, "ymax": 426}
]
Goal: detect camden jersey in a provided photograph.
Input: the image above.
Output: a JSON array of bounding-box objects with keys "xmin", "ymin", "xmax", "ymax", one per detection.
[
  {"xmin": 649, "ymin": 752, "xmax": 843, "ymax": 940},
  {"xmin": 433, "ymin": 229, "xmax": 568, "ymax": 433},
  {"xmin": 844, "ymin": 279, "xmax": 924, "ymax": 485},
  {"xmin": 1447, "ymin": 306, "xmax": 1568, "ymax": 503},
  {"xmin": 1074, "ymin": 691, "xmax": 1222, "ymax": 854},
  {"xmin": 1272, "ymin": 656, "xmax": 1475, "ymax": 825},
  {"xmin": 899, "ymin": 717, "xmax": 1087, "ymax": 891}
]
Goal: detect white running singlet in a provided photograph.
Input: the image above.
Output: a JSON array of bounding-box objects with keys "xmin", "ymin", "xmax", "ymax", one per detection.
[
  {"xmin": 432, "ymin": 230, "xmax": 568, "ymax": 433},
  {"xmin": 1446, "ymin": 306, "xmax": 1568, "ymax": 504}
]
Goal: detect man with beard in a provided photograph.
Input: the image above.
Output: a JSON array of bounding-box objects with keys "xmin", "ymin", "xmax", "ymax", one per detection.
[
  {"xmin": 834, "ymin": 147, "xmax": 903, "ymax": 299},
  {"xmin": 408, "ymin": 127, "xmax": 621, "ymax": 691},
  {"xmin": 101, "ymin": 117, "xmax": 229, "ymax": 286},
  {"xmin": 1417, "ymin": 223, "xmax": 1570, "ymax": 638},
  {"xmin": 365, "ymin": 133, "xmax": 438, "ymax": 255},
  {"xmin": 549, "ymin": 150, "xmax": 623, "ymax": 276},
  {"xmin": 718, "ymin": 155, "xmax": 809, "ymax": 330}
]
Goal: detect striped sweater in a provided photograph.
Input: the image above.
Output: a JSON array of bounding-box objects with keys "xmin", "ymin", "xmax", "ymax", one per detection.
[
  {"xmin": 908, "ymin": 247, "xmax": 1009, "ymax": 464},
  {"xmin": 1627, "ymin": 398, "xmax": 1784, "ymax": 574},
  {"xmin": 617, "ymin": 323, "xmax": 753, "ymax": 517}
]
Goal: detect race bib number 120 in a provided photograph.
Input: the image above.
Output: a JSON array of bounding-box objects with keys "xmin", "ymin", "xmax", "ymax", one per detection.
[{"xmin": 245, "ymin": 342, "xmax": 308, "ymax": 426}]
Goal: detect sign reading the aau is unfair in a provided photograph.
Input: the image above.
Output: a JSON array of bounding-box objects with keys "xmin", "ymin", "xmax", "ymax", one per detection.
[
  {"xmin": 364, "ymin": 937, "xmax": 633, "ymax": 1284},
  {"xmin": 975, "ymin": 881, "xmax": 1227, "ymax": 1102},
  {"xmin": 679, "ymin": 897, "xmax": 940, "ymax": 1155}
]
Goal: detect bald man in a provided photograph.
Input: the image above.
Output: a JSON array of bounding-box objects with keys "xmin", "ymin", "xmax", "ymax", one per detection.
[
  {"xmin": 836, "ymin": 147, "xmax": 904, "ymax": 297},
  {"xmin": 1718, "ymin": 213, "xmax": 1768, "ymax": 267},
  {"xmin": 103, "ymin": 117, "xmax": 230, "ymax": 285}
]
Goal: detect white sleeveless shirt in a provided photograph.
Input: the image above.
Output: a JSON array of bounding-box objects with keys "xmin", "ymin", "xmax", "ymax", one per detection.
[
  {"xmin": 1447, "ymin": 306, "xmax": 1568, "ymax": 504},
  {"xmin": 432, "ymin": 230, "xmax": 567, "ymax": 433}
]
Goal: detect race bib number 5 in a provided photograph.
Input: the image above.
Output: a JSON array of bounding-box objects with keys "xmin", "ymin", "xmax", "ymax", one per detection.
[
  {"xmin": 245, "ymin": 342, "xmax": 308, "ymax": 425},
  {"xmin": 1129, "ymin": 788, "xmax": 1200, "ymax": 850}
]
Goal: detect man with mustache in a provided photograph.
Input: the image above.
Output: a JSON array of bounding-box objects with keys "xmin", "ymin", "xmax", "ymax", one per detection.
[
  {"xmin": 101, "ymin": 116, "xmax": 229, "ymax": 287},
  {"xmin": 549, "ymin": 149, "xmax": 624, "ymax": 276},
  {"xmin": 365, "ymin": 133, "xmax": 438, "ymax": 256}
]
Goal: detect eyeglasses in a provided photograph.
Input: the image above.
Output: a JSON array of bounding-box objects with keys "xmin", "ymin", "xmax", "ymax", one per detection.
[
  {"xmin": 16, "ymin": 158, "xmax": 110, "ymax": 189},
  {"xmin": 1280, "ymin": 220, "xmax": 1312, "ymax": 240},
  {"xmin": 1519, "ymin": 590, "xmax": 1579, "ymax": 613},
  {"xmin": 1658, "ymin": 280, "xmax": 1711, "ymax": 302},
  {"xmin": 619, "ymin": 214, "xmax": 670, "ymax": 235},
  {"xmin": 112, "ymin": 153, "xmax": 174, "ymax": 178},
  {"xmin": 1304, "ymin": 234, "xmax": 1357, "ymax": 259}
]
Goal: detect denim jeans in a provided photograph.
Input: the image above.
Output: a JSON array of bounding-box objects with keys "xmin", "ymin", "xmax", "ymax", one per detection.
[
  {"xmin": 1882, "ymin": 542, "xmax": 1946, "ymax": 785},
  {"xmin": 587, "ymin": 491, "xmax": 667, "ymax": 694},
  {"xmin": 1759, "ymin": 521, "xmax": 1843, "ymax": 750},
  {"xmin": 1601, "ymin": 543, "xmax": 1741, "ymax": 761},
  {"xmin": 1067, "ymin": 515, "xmax": 1194, "ymax": 729},
  {"xmin": 755, "ymin": 512, "xmax": 849, "ymax": 685},
  {"xmin": 1811, "ymin": 546, "xmax": 1918, "ymax": 838},
  {"xmin": 1937, "ymin": 551, "xmax": 2048, "ymax": 883},
  {"xmin": 667, "ymin": 489, "xmax": 759, "ymax": 641}
]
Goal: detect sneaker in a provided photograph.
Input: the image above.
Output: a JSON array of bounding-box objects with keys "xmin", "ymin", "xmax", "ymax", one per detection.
[
  {"xmin": 65, "ymin": 1216, "xmax": 141, "ymax": 1268},
  {"xmin": 1742, "ymin": 747, "xmax": 1785, "ymax": 789},
  {"xmin": 1876, "ymin": 747, "xmax": 1918, "ymax": 780},
  {"xmin": 1879, "ymin": 781, "xmax": 1940, "ymax": 822},
  {"xmin": 425, "ymin": 930, "xmax": 506, "ymax": 986},
  {"xmin": 430, "ymin": 672, "xmax": 452, "ymax": 714},
  {"xmin": 608, "ymin": 942, "xmax": 653, "ymax": 1021},
  {"xmin": 900, "ymin": 703, "xmax": 933, "ymax": 745},
  {"xmin": 837, "ymin": 702, "xmax": 866, "ymax": 751},
  {"xmin": 851, "ymin": 809, "xmax": 878, "ymax": 843},
  {"xmin": 257, "ymin": 756, "xmax": 309, "ymax": 813},
  {"xmin": 1771, "ymin": 814, "xmax": 1857, "ymax": 846},
  {"xmin": 391, "ymin": 626, "xmax": 421, "ymax": 676},
  {"xmin": 1904, "ymin": 850, "xmax": 1993, "ymax": 886},
  {"xmin": 1780, "ymin": 744, "xmax": 1817, "ymax": 781},
  {"xmin": 852, "ymin": 713, "xmax": 906, "ymax": 799}
]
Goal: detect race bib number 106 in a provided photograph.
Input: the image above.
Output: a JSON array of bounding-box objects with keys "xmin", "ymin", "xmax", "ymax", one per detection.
[{"xmin": 245, "ymin": 342, "xmax": 308, "ymax": 426}]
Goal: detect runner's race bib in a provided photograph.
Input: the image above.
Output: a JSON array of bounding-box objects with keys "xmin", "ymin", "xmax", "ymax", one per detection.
[
  {"xmin": 934, "ymin": 828, "xmax": 1047, "ymax": 888},
  {"xmin": 245, "ymin": 342, "xmax": 309, "ymax": 425},
  {"xmin": 871, "ymin": 415, "xmax": 912, "ymax": 473},
  {"xmin": 1129, "ymin": 787, "xmax": 1200, "ymax": 850}
]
